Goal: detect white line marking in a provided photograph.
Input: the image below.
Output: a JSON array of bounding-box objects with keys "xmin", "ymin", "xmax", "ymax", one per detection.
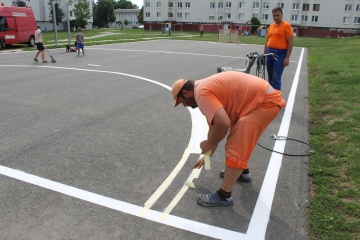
[
  {"xmin": 0, "ymin": 48, "xmax": 305, "ymax": 240},
  {"xmin": 88, "ymin": 64, "xmax": 101, "ymax": 66},
  {"xmin": 246, "ymin": 48, "xmax": 305, "ymax": 239},
  {"xmin": 0, "ymin": 165, "xmax": 244, "ymax": 239}
]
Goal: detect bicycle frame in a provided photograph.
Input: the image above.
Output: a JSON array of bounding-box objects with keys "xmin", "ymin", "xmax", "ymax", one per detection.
[{"xmin": 217, "ymin": 52, "xmax": 279, "ymax": 80}]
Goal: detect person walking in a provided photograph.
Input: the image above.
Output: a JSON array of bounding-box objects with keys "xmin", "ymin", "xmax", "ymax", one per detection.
[
  {"xmin": 75, "ymin": 27, "xmax": 85, "ymax": 55},
  {"xmin": 33, "ymin": 26, "xmax": 47, "ymax": 63},
  {"xmin": 171, "ymin": 71, "xmax": 286, "ymax": 207},
  {"xmin": 264, "ymin": 7, "xmax": 293, "ymax": 90},
  {"xmin": 200, "ymin": 25, "xmax": 204, "ymax": 37}
]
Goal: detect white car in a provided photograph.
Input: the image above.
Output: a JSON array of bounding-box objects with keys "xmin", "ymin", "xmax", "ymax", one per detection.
[{"xmin": 138, "ymin": 25, "xmax": 144, "ymax": 29}]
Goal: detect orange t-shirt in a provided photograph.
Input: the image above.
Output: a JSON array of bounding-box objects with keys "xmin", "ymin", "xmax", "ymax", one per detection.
[
  {"xmin": 194, "ymin": 71, "xmax": 270, "ymax": 125},
  {"xmin": 266, "ymin": 21, "xmax": 293, "ymax": 50}
]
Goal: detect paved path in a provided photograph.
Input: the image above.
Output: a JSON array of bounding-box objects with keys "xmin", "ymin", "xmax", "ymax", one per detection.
[{"xmin": 0, "ymin": 40, "xmax": 310, "ymax": 240}]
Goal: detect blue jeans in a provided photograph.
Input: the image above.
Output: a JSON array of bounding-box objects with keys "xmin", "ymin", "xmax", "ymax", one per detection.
[{"xmin": 266, "ymin": 48, "xmax": 287, "ymax": 90}]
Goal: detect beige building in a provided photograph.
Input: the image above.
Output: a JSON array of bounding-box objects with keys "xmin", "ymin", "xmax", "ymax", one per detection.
[{"xmin": 143, "ymin": 0, "xmax": 360, "ymax": 37}]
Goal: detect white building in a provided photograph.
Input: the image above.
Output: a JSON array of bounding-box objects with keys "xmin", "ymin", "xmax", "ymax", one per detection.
[
  {"xmin": 114, "ymin": 8, "xmax": 141, "ymax": 28},
  {"xmin": 1, "ymin": 0, "xmax": 93, "ymax": 30},
  {"xmin": 143, "ymin": 0, "xmax": 360, "ymax": 37}
]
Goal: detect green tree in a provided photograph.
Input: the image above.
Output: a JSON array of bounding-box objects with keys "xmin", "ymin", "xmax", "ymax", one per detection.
[
  {"xmin": 113, "ymin": 0, "xmax": 138, "ymax": 9},
  {"xmin": 96, "ymin": 0, "xmax": 116, "ymax": 27},
  {"xmin": 124, "ymin": 19, "xmax": 128, "ymax": 26},
  {"xmin": 137, "ymin": 6, "xmax": 143, "ymax": 24},
  {"xmin": 48, "ymin": 0, "xmax": 65, "ymax": 26},
  {"xmin": 74, "ymin": 0, "xmax": 92, "ymax": 28},
  {"xmin": 250, "ymin": 17, "xmax": 261, "ymax": 34},
  {"xmin": 15, "ymin": 0, "xmax": 26, "ymax": 7}
]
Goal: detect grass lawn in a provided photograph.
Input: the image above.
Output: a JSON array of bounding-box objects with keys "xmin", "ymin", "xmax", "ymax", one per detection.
[{"xmin": 14, "ymin": 28, "xmax": 360, "ymax": 239}]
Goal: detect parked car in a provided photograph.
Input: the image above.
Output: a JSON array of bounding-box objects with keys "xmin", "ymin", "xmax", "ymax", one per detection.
[
  {"xmin": 138, "ymin": 25, "xmax": 144, "ymax": 29},
  {"xmin": 132, "ymin": 25, "xmax": 138, "ymax": 29}
]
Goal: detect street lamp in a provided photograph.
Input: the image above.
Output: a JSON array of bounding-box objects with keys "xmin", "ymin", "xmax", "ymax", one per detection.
[{"xmin": 51, "ymin": 0, "xmax": 58, "ymax": 47}]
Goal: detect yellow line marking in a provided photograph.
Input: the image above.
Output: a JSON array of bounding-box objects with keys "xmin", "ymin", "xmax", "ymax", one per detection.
[
  {"xmin": 204, "ymin": 151, "xmax": 211, "ymax": 170},
  {"xmin": 159, "ymin": 166, "xmax": 203, "ymax": 222}
]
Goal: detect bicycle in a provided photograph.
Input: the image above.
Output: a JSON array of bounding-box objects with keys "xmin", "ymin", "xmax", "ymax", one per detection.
[{"xmin": 217, "ymin": 51, "xmax": 279, "ymax": 80}]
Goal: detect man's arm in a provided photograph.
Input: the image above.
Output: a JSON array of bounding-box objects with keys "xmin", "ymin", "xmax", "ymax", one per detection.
[
  {"xmin": 200, "ymin": 107, "xmax": 230, "ymax": 154},
  {"xmin": 284, "ymin": 35, "xmax": 293, "ymax": 66},
  {"xmin": 193, "ymin": 108, "xmax": 229, "ymax": 169}
]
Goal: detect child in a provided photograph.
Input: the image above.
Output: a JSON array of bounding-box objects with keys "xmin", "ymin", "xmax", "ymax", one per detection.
[{"xmin": 75, "ymin": 27, "xmax": 85, "ymax": 55}]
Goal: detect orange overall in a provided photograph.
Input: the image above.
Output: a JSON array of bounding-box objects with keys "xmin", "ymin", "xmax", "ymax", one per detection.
[{"xmin": 195, "ymin": 71, "xmax": 286, "ymax": 169}]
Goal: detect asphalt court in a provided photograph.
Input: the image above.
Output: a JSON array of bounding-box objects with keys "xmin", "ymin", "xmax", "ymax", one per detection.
[{"xmin": 0, "ymin": 40, "xmax": 310, "ymax": 240}]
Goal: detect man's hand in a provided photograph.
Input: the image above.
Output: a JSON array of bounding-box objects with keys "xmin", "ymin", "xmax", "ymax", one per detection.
[
  {"xmin": 283, "ymin": 57, "xmax": 290, "ymax": 66},
  {"xmin": 192, "ymin": 156, "xmax": 204, "ymax": 169},
  {"xmin": 200, "ymin": 140, "xmax": 217, "ymax": 155}
]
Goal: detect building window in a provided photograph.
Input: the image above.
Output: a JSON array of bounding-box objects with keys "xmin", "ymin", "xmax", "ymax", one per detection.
[
  {"xmin": 293, "ymin": 3, "xmax": 299, "ymax": 10},
  {"xmin": 168, "ymin": 12, "xmax": 173, "ymax": 17},
  {"xmin": 218, "ymin": 2, "xmax": 223, "ymax": 8},
  {"xmin": 168, "ymin": 2, "xmax": 173, "ymax": 8},
  {"xmin": 225, "ymin": 2, "xmax": 231, "ymax": 8},
  {"xmin": 185, "ymin": 2, "xmax": 190, "ymax": 8},
  {"xmin": 210, "ymin": 2, "xmax": 215, "ymax": 8},
  {"xmin": 218, "ymin": 15, "xmax": 223, "ymax": 20},
  {"xmin": 239, "ymin": 13, "xmax": 245, "ymax": 20},
  {"xmin": 156, "ymin": 12, "xmax": 161, "ymax": 17},
  {"xmin": 146, "ymin": 12, "xmax": 150, "ymax": 17},
  {"xmin": 209, "ymin": 14, "xmax": 215, "ymax": 19},
  {"xmin": 345, "ymin": 4, "xmax": 352, "ymax": 11},
  {"xmin": 278, "ymin": 3, "xmax": 284, "ymax": 9},
  {"xmin": 311, "ymin": 16, "xmax": 318, "ymax": 22},
  {"xmin": 313, "ymin": 4, "xmax": 320, "ymax": 11},
  {"xmin": 145, "ymin": 2, "xmax": 150, "ymax": 7},
  {"xmin": 354, "ymin": 17, "xmax": 360, "ymax": 24},
  {"xmin": 291, "ymin": 15, "xmax": 298, "ymax": 22},
  {"xmin": 301, "ymin": 15, "xmax": 308, "ymax": 22},
  {"xmin": 357, "ymin": 4, "xmax": 360, "ymax": 11},
  {"xmin": 253, "ymin": 14, "xmax": 259, "ymax": 19},
  {"xmin": 156, "ymin": 2, "xmax": 161, "ymax": 8},
  {"xmin": 303, "ymin": 4, "xmax": 309, "ymax": 11},
  {"xmin": 253, "ymin": 2, "xmax": 259, "ymax": 9},
  {"xmin": 69, "ymin": 11, "xmax": 72, "ymax": 17},
  {"xmin": 239, "ymin": 2, "xmax": 245, "ymax": 9},
  {"xmin": 177, "ymin": 12, "xmax": 182, "ymax": 18},
  {"xmin": 343, "ymin": 17, "xmax": 350, "ymax": 24},
  {"xmin": 185, "ymin": 12, "xmax": 190, "ymax": 18},
  {"xmin": 263, "ymin": 2, "xmax": 269, "ymax": 9},
  {"xmin": 225, "ymin": 13, "xmax": 231, "ymax": 19},
  {"xmin": 262, "ymin": 14, "xmax": 268, "ymax": 21},
  {"xmin": 177, "ymin": 2, "xmax": 182, "ymax": 8}
]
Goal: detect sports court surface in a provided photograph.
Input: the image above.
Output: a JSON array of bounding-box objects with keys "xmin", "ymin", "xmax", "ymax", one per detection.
[{"xmin": 0, "ymin": 40, "xmax": 310, "ymax": 240}]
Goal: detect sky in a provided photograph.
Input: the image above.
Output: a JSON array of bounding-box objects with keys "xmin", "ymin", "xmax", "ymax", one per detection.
[{"xmin": 131, "ymin": 0, "xmax": 143, "ymax": 8}]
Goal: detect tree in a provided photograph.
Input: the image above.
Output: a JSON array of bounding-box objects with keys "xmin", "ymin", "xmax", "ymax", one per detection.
[
  {"xmin": 74, "ymin": 0, "xmax": 93, "ymax": 28},
  {"xmin": 137, "ymin": 6, "xmax": 143, "ymax": 24},
  {"xmin": 96, "ymin": 0, "xmax": 116, "ymax": 27},
  {"xmin": 15, "ymin": 0, "xmax": 26, "ymax": 7},
  {"xmin": 113, "ymin": 0, "xmax": 138, "ymax": 10},
  {"xmin": 48, "ymin": 0, "xmax": 65, "ymax": 26},
  {"xmin": 250, "ymin": 17, "xmax": 261, "ymax": 34}
]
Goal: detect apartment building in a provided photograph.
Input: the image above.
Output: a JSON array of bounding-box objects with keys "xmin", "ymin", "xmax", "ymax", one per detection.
[
  {"xmin": 143, "ymin": 0, "xmax": 360, "ymax": 37},
  {"xmin": 1, "ymin": 0, "xmax": 93, "ymax": 30}
]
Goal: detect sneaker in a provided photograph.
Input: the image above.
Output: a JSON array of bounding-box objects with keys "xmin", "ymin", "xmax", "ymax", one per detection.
[
  {"xmin": 197, "ymin": 191, "xmax": 234, "ymax": 207},
  {"xmin": 220, "ymin": 169, "xmax": 252, "ymax": 183},
  {"xmin": 33, "ymin": 58, "xmax": 38, "ymax": 62}
]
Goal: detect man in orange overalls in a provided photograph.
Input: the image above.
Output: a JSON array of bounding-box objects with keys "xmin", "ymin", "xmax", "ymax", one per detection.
[{"xmin": 172, "ymin": 71, "xmax": 286, "ymax": 206}]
